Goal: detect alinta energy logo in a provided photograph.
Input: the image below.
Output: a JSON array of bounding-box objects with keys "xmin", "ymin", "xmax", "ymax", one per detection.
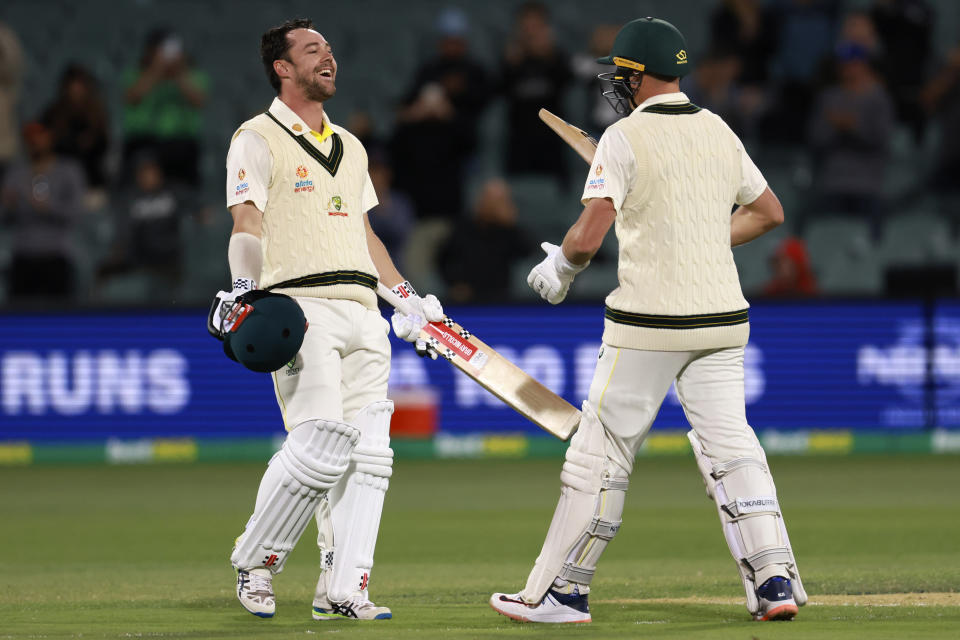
[
  {"xmin": 294, "ymin": 165, "xmax": 314, "ymax": 193},
  {"xmin": 858, "ymin": 317, "xmax": 960, "ymax": 427}
]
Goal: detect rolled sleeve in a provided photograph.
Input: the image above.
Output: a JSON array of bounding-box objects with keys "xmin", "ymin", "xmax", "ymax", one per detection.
[
  {"xmin": 226, "ymin": 130, "xmax": 272, "ymax": 211},
  {"xmin": 581, "ymin": 127, "xmax": 635, "ymax": 212},
  {"xmin": 734, "ymin": 137, "xmax": 767, "ymax": 206}
]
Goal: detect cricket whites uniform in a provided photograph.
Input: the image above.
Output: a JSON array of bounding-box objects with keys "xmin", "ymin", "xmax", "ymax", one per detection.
[
  {"xmin": 504, "ymin": 92, "xmax": 807, "ymax": 620},
  {"xmin": 226, "ymin": 98, "xmax": 394, "ymax": 610},
  {"xmin": 584, "ymin": 91, "xmax": 763, "ymax": 472}
]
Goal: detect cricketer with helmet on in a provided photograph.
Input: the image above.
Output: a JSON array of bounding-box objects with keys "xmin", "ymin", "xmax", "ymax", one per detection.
[
  {"xmin": 212, "ymin": 18, "xmax": 444, "ymax": 621},
  {"xmin": 490, "ymin": 17, "xmax": 806, "ymax": 623}
]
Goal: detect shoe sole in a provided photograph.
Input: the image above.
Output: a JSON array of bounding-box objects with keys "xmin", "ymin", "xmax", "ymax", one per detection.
[
  {"xmin": 489, "ymin": 601, "xmax": 591, "ymax": 624},
  {"xmin": 758, "ymin": 603, "xmax": 799, "ymax": 621}
]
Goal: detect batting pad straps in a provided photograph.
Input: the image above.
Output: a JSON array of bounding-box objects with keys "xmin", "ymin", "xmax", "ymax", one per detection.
[
  {"xmin": 522, "ymin": 402, "xmax": 626, "ymax": 603},
  {"xmin": 326, "ymin": 401, "xmax": 395, "ymax": 603},
  {"xmin": 688, "ymin": 430, "xmax": 807, "ymax": 614},
  {"xmin": 230, "ymin": 419, "xmax": 358, "ymax": 574}
]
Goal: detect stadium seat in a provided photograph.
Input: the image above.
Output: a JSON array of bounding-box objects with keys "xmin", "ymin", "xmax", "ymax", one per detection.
[
  {"xmin": 805, "ymin": 217, "xmax": 882, "ymax": 294},
  {"xmin": 878, "ymin": 213, "xmax": 953, "ymax": 266}
]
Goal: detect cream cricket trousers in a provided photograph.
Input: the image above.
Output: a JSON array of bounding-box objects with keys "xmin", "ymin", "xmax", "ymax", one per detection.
[
  {"xmin": 272, "ymin": 297, "xmax": 391, "ymax": 428},
  {"xmin": 589, "ymin": 343, "xmax": 765, "ymax": 474}
]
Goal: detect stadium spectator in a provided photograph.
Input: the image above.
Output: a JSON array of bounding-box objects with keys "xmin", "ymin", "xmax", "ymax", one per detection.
[
  {"xmin": 807, "ymin": 42, "xmax": 894, "ymax": 229},
  {"xmin": 439, "ymin": 178, "xmax": 530, "ymax": 302},
  {"xmin": 686, "ymin": 49, "xmax": 760, "ymax": 138},
  {"xmin": 763, "ymin": 0, "xmax": 839, "ymax": 143},
  {"xmin": 921, "ymin": 43, "xmax": 960, "ymax": 223},
  {"xmin": 571, "ymin": 25, "xmax": 620, "ymax": 135},
  {"xmin": 871, "ymin": 0, "xmax": 934, "ymax": 139},
  {"xmin": 41, "ymin": 64, "xmax": 110, "ymax": 191},
  {"xmin": 392, "ymin": 7, "xmax": 490, "ymax": 220},
  {"xmin": 763, "ymin": 237, "xmax": 818, "ymax": 297},
  {"xmin": 366, "ymin": 148, "xmax": 415, "ymax": 273},
  {"xmin": 709, "ymin": 0, "xmax": 778, "ymax": 87},
  {"xmin": 500, "ymin": 1, "xmax": 572, "ymax": 186},
  {"xmin": 0, "ymin": 122, "xmax": 86, "ymax": 301},
  {"xmin": 122, "ymin": 29, "xmax": 208, "ymax": 186},
  {"xmin": 96, "ymin": 153, "xmax": 191, "ymax": 293},
  {"xmin": 0, "ymin": 21, "xmax": 23, "ymax": 187}
]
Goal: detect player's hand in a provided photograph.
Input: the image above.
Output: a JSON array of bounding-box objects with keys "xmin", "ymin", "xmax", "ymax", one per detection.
[
  {"xmin": 390, "ymin": 293, "xmax": 444, "ymax": 342},
  {"xmin": 527, "ymin": 242, "xmax": 588, "ymax": 304},
  {"xmin": 206, "ymin": 277, "xmax": 257, "ymax": 340}
]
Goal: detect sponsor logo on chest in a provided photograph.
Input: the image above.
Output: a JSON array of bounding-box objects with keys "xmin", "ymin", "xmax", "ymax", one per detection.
[{"xmin": 294, "ymin": 165, "xmax": 314, "ymax": 193}]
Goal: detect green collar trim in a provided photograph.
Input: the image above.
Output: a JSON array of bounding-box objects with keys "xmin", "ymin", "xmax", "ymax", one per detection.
[
  {"xmin": 265, "ymin": 111, "xmax": 344, "ymax": 177},
  {"xmin": 641, "ymin": 102, "xmax": 702, "ymax": 115}
]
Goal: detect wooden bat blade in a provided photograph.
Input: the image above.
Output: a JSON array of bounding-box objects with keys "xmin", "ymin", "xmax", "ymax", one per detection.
[
  {"xmin": 538, "ymin": 108, "xmax": 597, "ymax": 164},
  {"xmin": 420, "ymin": 317, "xmax": 580, "ymax": 440}
]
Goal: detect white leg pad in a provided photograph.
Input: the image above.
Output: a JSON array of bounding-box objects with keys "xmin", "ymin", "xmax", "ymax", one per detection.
[
  {"xmin": 231, "ymin": 418, "xmax": 358, "ymax": 573},
  {"xmin": 322, "ymin": 401, "xmax": 395, "ymax": 603},
  {"xmin": 688, "ymin": 431, "xmax": 807, "ymax": 614},
  {"xmin": 520, "ymin": 402, "xmax": 627, "ymax": 603}
]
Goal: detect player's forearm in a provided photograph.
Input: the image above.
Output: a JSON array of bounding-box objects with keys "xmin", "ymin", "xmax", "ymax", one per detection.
[
  {"xmin": 561, "ymin": 198, "xmax": 617, "ymax": 264},
  {"xmin": 228, "ymin": 203, "xmax": 264, "ymax": 281},
  {"xmin": 730, "ymin": 188, "xmax": 784, "ymax": 247},
  {"xmin": 364, "ymin": 215, "xmax": 403, "ymax": 287}
]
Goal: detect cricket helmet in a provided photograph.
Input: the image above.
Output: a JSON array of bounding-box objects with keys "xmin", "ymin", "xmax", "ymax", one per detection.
[
  {"xmin": 597, "ymin": 17, "xmax": 690, "ymax": 115},
  {"xmin": 221, "ymin": 290, "xmax": 307, "ymax": 373}
]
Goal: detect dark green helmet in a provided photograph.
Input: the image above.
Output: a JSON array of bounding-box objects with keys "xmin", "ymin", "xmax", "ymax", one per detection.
[
  {"xmin": 597, "ymin": 17, "xmax": 690, "ymax": 78},
  {"xmin": 221, "ymin": 290, "xmax": 307, "ymax": 373},
  {"xmin": 596, "ymin": 17, "xmax": 690, "ymax": 116}
]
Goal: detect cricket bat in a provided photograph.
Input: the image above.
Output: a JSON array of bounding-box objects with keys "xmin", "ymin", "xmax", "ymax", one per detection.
[
  {"xmin": 538, "ymin": 108, "xmax": 597, "ymax": 164},
  {"xmin": 377, "ymin": 287, "xmax": 581, "ymax": 440}
]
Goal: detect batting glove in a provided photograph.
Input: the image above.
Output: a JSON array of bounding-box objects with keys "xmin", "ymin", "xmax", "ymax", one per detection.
[
  {"xmin": 388, "ymin": 281, "xmax": 444, "ymax": 342},
  {"xmin": 206, "ymin": 277, "xmax": 257, "ymax": 339},
  {"xmin": 527, "ymin": 242, "xmax": 588, "ymax": 304}
]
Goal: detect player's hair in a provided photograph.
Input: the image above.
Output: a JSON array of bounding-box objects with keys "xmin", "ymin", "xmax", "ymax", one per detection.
[{"xmin": 260, "ymin": 18, "xmax": 315, "ymax": 93}]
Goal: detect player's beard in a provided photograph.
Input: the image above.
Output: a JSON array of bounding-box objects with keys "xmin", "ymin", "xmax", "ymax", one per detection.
[{"xmin": 295, "ymin": 66, "xmax": 336, "ymax": 102}]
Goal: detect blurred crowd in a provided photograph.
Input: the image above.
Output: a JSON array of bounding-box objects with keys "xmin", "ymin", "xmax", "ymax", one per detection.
[{"xmin": 1, "ymin": 0, "xmax": 959, "ymax": 306}]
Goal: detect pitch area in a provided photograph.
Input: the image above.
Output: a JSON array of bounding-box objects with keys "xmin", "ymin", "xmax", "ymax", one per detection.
[{"xmin": 2, "ymin": 454, "xmax": 958, "ymax": 638}]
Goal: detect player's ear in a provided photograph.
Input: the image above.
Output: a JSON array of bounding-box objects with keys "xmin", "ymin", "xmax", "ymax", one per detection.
[{"xmin": 274, "ymin": 59, "xmax": 289, "ymax": 80}]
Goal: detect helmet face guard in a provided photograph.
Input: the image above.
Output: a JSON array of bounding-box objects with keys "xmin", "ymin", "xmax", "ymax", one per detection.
[{"xmin": 598, "ymin": 67, "xmax": 642, "ymax": 116}]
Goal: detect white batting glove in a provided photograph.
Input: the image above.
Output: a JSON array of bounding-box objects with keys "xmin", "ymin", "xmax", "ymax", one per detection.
[
  {"xmin": 388, "ymin": 281, "xmax": 444, "ymax": 342},
  {"xmin": 206, "ymin": 277, "xmax": 257, "ymax": 339},
  {"xmin": 526, "ymin": 242, "xmax": 588, "ymax": 304}
]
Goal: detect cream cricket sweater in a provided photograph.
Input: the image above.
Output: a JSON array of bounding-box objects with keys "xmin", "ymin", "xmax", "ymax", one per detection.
[
  {"xmin": 601, "ymin": 98, "xmax": 753, "ymax": 351},
  {"xmin": 234, "ymin": 106, "xmax": 378, "ymax": 309}
]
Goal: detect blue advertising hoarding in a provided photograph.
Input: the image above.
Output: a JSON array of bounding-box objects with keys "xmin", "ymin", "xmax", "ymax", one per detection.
[{"xmin": 1, "ymin": 302, "xmax": 956, "ymax": 442}]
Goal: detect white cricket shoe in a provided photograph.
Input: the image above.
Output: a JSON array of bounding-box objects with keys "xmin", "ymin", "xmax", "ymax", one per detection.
[
  {"xmin": 312, "ymin": 591, "xmax": 392, "ymax": 620},
  {"xmin": 490, "ymin": 588, "xmax": 591, "ymax": 623},
  {"xmin": 236, "ymin": 568, "xmax": 275, "ymax": 618}
]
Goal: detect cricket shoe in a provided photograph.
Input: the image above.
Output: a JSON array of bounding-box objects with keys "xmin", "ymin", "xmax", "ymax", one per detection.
[
  {"xmin": 236, "ymin": 568, "xmax": 275, "ymax": 618},
  {"xmin": 489, "ymin": 587, "xmax": 591, "ymax": 623},
  {"xmin": 755, "ymin": 576, "xmax": 799, "ymax": 621},
  {"xmin": 312, "ymin": 591, "xmax": 392, "ymax": 620}
]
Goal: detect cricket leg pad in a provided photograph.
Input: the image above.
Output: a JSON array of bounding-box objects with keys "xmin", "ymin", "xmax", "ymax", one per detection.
[
  {"xmin": 687, "ymin": 431, "xmax": 807, "ymax": 614},
  {"xmin": 520, "ymin": 402, "xmax": 627, "ymax": 603},
  {"xmin": 323, "ymin": 401, "xmax": 395, "ymax": 604},
  {"xmin": 231, "ymin": 418, "xmax": 359, "ymax": 573}
]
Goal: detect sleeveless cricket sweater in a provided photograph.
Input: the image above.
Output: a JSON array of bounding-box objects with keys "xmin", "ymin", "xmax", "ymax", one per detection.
[
  {"xmin": 234, "ymin": 112, "xmax": 378, "ymax": 309},
  {"xmin": 603, "ymin": 102, "xmax": 750, "ymax": 351}
]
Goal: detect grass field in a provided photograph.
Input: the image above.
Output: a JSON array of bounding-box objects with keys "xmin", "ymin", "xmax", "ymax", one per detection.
[{"xmin": 2, "ymin": 454, "xmax": 959, "ymax": 639}]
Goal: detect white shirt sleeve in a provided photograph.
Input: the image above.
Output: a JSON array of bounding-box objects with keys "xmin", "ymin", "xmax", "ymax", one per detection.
[
  {"xmin": 226, "ymin": 130, "xmax": 272, "ymax": 212},
  {"xmin": 361, "ymin": 173, "xmax": 379, "ymax": 213},
  {"xmin": 581, "ymin": 126, "xmax": 636, "ymax": 212},
  {"xmin": 734, "ymin": 137, "xmax": 767, "ymax": 206}
]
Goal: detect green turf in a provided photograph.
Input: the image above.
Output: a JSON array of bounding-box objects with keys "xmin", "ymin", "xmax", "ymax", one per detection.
[{"xmin": 2, "ymin": 455, "xmax": 959, "ymax": 639}]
